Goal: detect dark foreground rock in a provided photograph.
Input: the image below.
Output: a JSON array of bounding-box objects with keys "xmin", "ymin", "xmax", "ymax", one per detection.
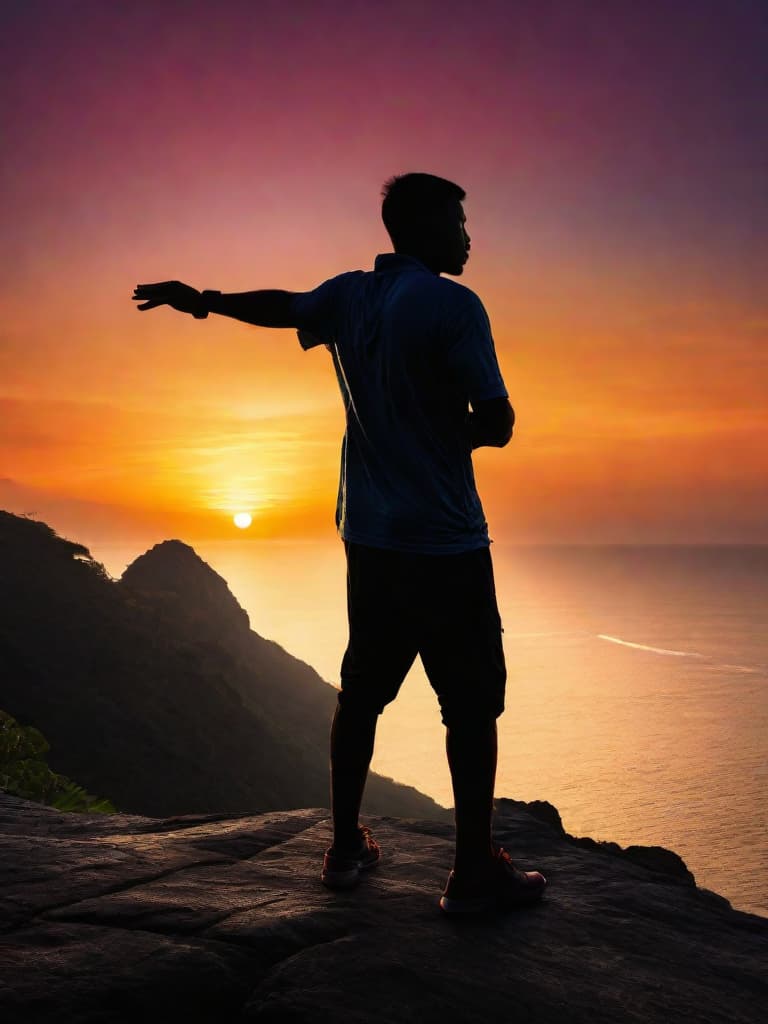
[{"xmin": 0, "ymin": 792, "xmax": 765, "ymax": 1024}]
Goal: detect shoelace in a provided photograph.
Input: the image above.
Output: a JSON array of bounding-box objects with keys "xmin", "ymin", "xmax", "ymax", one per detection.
[
  {"xmin": 358, "ymin": 826, "xmax": 379, "ymax": 854},
  {"xmin": 497, "ymin": 847, "xmax": 541, "ymax": 884}
]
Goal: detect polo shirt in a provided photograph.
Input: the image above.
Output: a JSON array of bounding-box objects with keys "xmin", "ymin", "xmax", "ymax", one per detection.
[{"xmin": 289, "ymin": 253, "xmax": 509, "ymax": 554}]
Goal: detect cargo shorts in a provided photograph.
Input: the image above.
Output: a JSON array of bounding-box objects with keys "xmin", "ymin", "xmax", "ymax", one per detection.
[{"xmin": 338, "ymin": 540, "xmax": 506, "ymax": 728}]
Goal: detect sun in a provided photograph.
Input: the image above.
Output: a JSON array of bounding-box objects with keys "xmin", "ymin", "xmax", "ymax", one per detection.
[{"xmin": 233, "ymin": 512, "xmax": 252, "ymax": 529}]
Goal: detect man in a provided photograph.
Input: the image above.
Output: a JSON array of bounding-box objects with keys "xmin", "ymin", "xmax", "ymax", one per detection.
[{"xmin": 133, "ymin": 171, "xmax": 546, "ymax": 914}]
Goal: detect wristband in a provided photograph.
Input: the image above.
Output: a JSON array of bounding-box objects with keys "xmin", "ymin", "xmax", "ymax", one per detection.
[{"xmin": 192, "ymin": 290, "xmax": 222, "ymax": 319}]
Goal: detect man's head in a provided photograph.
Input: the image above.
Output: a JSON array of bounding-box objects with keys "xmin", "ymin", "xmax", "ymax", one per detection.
[{"xmin": 381, "ymin": 172, "xmax": 471, "ymax": 276}]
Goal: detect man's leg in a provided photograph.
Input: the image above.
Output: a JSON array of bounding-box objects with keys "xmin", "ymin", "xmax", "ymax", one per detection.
[
  {"xmin": 329, "ymin": 700, "xmax": 379, "ymax": 849},
  {"xmin": 331, "ymin": 542, "xmax": 417, "ymax": 852},
  {"xmin": 446, "ymin": 717, "xmax": 498, "ymax": 875},
  {"xmin": 418, "ymin": 548, "xmax": 506, "ymax": 879},
  {"xmin": 442, "ymin": 712, "xmax": 547, "ymax": 912}
]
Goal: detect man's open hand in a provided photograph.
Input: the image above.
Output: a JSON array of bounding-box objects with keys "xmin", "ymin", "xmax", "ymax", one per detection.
[{"xmin": 133, "ymin": 281, "xmax": 201, "ymax": 315}]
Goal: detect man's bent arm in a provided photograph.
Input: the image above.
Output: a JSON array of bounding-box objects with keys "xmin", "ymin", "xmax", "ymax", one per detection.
[
  {"xmin": 206, "ymin": 290, "xmax": 296, "ymax": 328},
  {"xmin": 467, "ymin": 398, "xmax": 515, "ymax": 450}
]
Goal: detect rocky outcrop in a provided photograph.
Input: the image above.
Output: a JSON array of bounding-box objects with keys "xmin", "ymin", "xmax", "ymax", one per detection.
[
  {"xmin": 120, "ymin": 539, "xmax": 251, "ymax": 649},
  {"xmin": 0, "ymin": 792, "xmax": 764, "ymax": 1024}
]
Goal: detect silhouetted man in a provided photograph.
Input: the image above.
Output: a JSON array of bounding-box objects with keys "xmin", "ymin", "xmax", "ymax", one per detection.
[{"xmin": 133, "ymin": 172, "xmax": 546, "ymax": 914}]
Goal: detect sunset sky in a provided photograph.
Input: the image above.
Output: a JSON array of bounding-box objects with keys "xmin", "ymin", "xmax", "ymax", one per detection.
[{"xmin": 2, "ymin": 0, "xmax": 766, "ymax": 547}]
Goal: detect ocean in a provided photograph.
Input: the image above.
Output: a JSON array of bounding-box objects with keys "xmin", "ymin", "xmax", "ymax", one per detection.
[{"xmin": 94, "ymin": 539, "xmax": 768, "ymax": 917}]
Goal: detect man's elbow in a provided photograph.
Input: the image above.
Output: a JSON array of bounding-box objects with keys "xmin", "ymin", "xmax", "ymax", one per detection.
[
  {"xmin": 491, "ymin": 427, "xmax": 513, "ymax": 448},
  {"xmin": 495, "ymin": 406, "xmax": 515, "ymax": 446},
  {"xmin": 469, "ymin": 400, "xmax": 515, "ymax": 449}
]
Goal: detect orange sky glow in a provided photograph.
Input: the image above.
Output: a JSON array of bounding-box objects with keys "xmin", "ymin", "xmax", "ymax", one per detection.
[{"xmin": 2, "ymin": 1, "xmax": 766, "ymax": 550}]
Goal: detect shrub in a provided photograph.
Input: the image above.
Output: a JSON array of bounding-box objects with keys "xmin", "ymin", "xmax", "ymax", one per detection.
[{"xmin": 0, "ymin": 709, "xmax": 116, "ymax": 813}]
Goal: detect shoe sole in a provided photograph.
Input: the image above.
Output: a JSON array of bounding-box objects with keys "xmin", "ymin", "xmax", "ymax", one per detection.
[
  {"xmin": 439, "ymin": 884, "xmax": 547, "ymax": 915},
  {"xmin": 321, "ymin": 855, "xmax": 380, "ymax": 890},
  {"xmin": 439, "ymin": 893, "xmax": 496, "ymax": 914}
]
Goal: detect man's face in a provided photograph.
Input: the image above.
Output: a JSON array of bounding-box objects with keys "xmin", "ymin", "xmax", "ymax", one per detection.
[
  {"xmin": 426, "ymin": 200, "xmax": 471, "ymax": 276},
  {"xmin": 395, "ymin": 199, "xmax": 471, "ymax": 275}
]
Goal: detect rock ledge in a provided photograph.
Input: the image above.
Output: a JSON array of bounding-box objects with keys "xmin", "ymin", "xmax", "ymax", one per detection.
[{"xmin": 0, "ymin": 793, "xmax": 765, "ymax": 1023}]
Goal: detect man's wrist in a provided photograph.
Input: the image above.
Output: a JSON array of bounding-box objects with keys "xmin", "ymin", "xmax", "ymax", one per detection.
[{"xmin": 192, "ymin": 290, "xmax": 222, "ymax": 319}]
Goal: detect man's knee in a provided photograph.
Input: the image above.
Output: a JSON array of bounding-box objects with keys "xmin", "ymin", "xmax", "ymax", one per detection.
[
  {"xmin": 336, "ymin": 688, "xmax": 387, "ymax": 717},
  {"xmin": 441, "ymin": 705, "xmax": 503, "ymax": 731}
]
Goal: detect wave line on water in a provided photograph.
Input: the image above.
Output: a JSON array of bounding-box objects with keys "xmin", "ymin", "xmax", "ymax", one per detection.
[
  {"xmin": 596, "ymin": 634, "xmax": 705, "ymax": 658},
  {"xmin": 595, "ymin": 635, "xmax": 764, "ymax": 676},
  {"xmin": 506, "ymin": 631, "xmax": 590, "ymax": 638}
]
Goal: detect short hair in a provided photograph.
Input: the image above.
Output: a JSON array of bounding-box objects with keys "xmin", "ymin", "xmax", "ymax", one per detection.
[{"xmin": 381, "ymin": 172, "xmax": 466, "ymax": 248}]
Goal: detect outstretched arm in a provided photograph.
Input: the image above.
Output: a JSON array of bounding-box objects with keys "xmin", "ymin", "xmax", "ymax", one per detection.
[
  {"xmin": 204, "ymin": 289, "xmax": 296, "ymax": 327},
  {"xmin": 132, "ymin": 281, "xmax": 297, "ymax": 327}
]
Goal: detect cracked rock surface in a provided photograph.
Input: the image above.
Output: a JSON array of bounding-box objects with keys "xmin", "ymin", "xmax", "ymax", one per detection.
[{"xmin": 0, "ymin": 793, "xmax": 765, "ymax": 1023}]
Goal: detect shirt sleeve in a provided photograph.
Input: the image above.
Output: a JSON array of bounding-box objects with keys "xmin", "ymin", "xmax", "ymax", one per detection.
[
  {"xmin": 289, "ymin": 273, "xmax": 351, "ymax": 351},
  {"xmin": 444, "ymin": 291, "xmax": 508, "ymax": 405}
]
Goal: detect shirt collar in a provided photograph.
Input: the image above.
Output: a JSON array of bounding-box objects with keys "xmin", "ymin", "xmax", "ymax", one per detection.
[{"xmin": 373, "ymin": 253, "xmax": 437, "ymax": 276}]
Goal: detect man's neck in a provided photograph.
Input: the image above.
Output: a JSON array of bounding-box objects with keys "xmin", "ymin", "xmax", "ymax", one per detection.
[{"xmin": 393, "ymin": 250, "xmax": 441, "ymax": 275}]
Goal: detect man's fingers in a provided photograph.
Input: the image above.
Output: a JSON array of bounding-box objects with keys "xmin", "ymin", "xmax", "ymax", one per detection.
[
  {"xmin": 134, "ymin": 288, "xmax": 167, "ymax": 298},
  {"xmin": 132, "ymin": 281, "xmax": 190, "ymax": 311}
]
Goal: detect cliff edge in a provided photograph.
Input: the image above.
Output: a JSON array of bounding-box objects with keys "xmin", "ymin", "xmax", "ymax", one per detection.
[{"xmin": 0, "ymin": 792, "xmax": 764, "ymax": 1023}]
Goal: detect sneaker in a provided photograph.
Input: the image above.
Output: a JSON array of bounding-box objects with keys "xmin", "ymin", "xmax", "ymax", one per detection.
[
  {"xmin": 321, "ymin": 825, "xmax": 381, "ymax": 889},
  {"xmin": 439, "ymin": 846, "xmax": 547, "ymax": 914}
]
